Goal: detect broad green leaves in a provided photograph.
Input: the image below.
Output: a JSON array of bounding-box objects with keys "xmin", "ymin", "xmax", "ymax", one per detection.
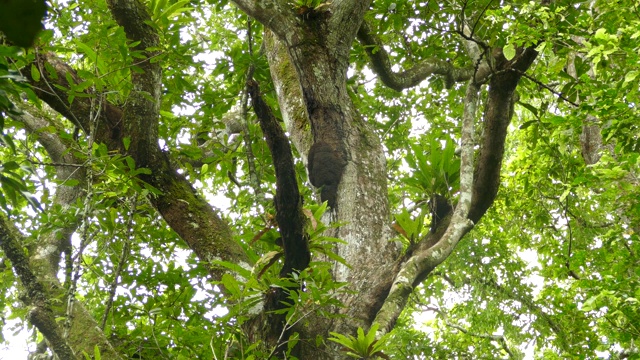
[
  {"xmin": 329, "ymin": 323, "xmax": 392, "ymax": 359},
  {"xmin": 403, "ymin": 135, "xmax": 460, "ymax": 197},
  {"xmin": 0, "ymin": 161, "xmax": 40, "ymax": 211}
]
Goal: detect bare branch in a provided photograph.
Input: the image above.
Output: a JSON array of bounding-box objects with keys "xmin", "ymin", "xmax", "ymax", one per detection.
[{"xmin": 357, "ymin": 20, "xmax": 475, "ymax": 91}]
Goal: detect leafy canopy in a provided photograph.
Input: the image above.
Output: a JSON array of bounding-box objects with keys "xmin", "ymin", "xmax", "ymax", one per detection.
[{"xmin": 0, "ymin": 0, "xmax": 638, "ymax": 358}]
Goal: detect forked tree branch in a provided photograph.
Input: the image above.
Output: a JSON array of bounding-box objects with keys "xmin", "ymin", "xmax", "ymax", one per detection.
[
  {"xmin": 375, "ymin": 45, "xmax": 539, "ymax": 336},
  {"xmin": 374, "ymin": 79, "xmax": 480, "ymax": 335}
]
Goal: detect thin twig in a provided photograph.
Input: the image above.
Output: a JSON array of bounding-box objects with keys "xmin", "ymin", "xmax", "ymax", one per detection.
[
  {"xmin": 100, "ymin": 197, "xmax": 137, "ymax": 330},
  {"xmin": 516, "ymin": 70, "xmax": 579, "ymax": 107}
]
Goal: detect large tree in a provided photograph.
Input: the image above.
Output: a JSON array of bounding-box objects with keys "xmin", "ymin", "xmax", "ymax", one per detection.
[{"xmin": 0, "ymin": 0, "xmax": 638, "ymax": 358}]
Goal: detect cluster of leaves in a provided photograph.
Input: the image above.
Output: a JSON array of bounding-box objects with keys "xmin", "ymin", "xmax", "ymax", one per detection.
[
  {"xmin": 329, "ymin": 323, "xmax": 392, "ymax": 359},
  {"xmin": 209, "ymin": 203, "xmax": 349, "ymax": 358},
  {"xmin": 0, "ymin": 46, "xmax": 44, "ymax": 212}
]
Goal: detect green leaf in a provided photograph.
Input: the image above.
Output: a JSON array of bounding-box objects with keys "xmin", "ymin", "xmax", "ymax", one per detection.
[
  {"xmin": 328, "ymin": 332, "xmax": 354, "ymax": 349},
  {"xmin": 123, "ymin": 137, "xmax": 131, "ymax": 151},
  {"xmin": 503, "ymin": 43, "xmax": 516, "ymax": 60},
  {"xmin": 30, "ymin": 65, "xmax": 40, "ymax": 82},
  {"xmin": 220, "ymin": 273, "xmax": 242, "ymax": 298},
  {"xmin": 160, "ymin": 0, "xmax": 192, "ymax": 20},
  {"xmin": 623, "ymin": 70, "xmax": 638, "ymax": 84},
  {"xmin": 212, "ymin": 259, "xmax": 252, "ymax": 279}
]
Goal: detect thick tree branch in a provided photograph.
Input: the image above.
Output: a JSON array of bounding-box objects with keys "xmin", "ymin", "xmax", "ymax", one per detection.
[
  {"xmin": 374, "ymin": 80, "xmax": 480, "ymax": 335},
  {"xmin": 468, "ymin": 47, "xmax": 538, "ymax": 223},
  {"xmin": 246, "ymin": 78, "xmax": 310, "ymax": 354},
  {"xmin": 357, "ymin": 20, "xmax": 475, "ymax": 91},
  {"xmin": 0, "ymin": 216, "xmax": 77, "ymax": 360},
  {"xmin": 106, "ymin": 0, "xmax": 161, "ymax": 167},
  {"xmin": 327, "ymin": 1, "xmax": 371, "ymax": 55},
  {"xmin": 248, "ymin": 79, "xmax": 310, "ymax": 277},
  {"xmin": 231, "ymin": 0, "xmax": 296, "ymax": 40},
  {"xmin": 263, "ymin": 29, "xmax": 312, "ymax": 156}
]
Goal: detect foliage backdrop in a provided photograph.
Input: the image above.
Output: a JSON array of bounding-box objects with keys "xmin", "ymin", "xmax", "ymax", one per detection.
[{"xmin": 0, "ymin": 0, "xmax": 638, "ymax": 359}]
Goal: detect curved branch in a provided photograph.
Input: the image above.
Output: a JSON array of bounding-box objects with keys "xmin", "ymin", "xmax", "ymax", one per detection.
[
  {"xmin": 231, "ymin": 0, "xmax": 296, "ymax": 40},
  {"xmin": 356, "ymin": 20, "xmax": 475, "ymax": 91},
  {"xmin": 374, "ymin": 79, "xmax": 480, "ymax": 335}
]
